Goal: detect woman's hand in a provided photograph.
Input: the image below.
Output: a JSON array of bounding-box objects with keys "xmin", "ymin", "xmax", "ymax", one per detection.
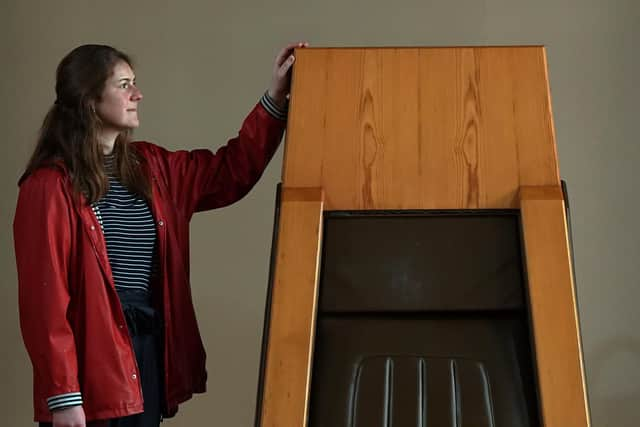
[
  {"xmin": 52, "ymin": 405, "xmax": 86, "ymax": 427},
  {"xmin": 267, "ymin": 41, "xmax": 309, "ymax": 109}
]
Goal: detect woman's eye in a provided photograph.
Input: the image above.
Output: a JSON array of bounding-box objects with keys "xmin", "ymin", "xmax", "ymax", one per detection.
[{"xmin": 121, "ymin": 83, "xmax": 129, "ymax": 89}]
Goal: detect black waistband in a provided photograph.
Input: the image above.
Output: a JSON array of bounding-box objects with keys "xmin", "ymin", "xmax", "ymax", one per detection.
[{"xmin": 118, "ymin": 289, "xmax": 162, "ymax": 337}]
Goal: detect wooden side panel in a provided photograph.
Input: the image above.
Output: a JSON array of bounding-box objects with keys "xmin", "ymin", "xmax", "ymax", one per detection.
[
  {"xmin": 519, "ymin": 186, "xmax": 591, "ymax": 427},
  {"xmin": 260, "ymin": 188, "xmax": 324, "ymax": 427},
  {"xmin": 284, "ymin": 47, "xmax": 560, "ymax": 210}
]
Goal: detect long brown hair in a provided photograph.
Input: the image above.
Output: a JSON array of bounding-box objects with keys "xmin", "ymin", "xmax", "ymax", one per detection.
[{"xmin": 20, "ymin": 44, "xmax": 151, "ymax": 203}]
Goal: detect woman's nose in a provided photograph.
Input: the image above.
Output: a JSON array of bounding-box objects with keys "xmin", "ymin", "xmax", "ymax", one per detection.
[{"xmin": 131, "ymin": 87, "xmax": 143, "ymax": 101}]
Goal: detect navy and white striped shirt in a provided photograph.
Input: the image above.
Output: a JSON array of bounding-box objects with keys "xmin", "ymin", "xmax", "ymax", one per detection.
[{"xmin": 91, "ymin": 154, "xmax": 157, "ymax": 293}]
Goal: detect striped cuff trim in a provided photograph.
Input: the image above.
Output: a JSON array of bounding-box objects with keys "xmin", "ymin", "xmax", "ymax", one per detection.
[
  {"xmin": 47, "ymin": 392, "xmax": 83, "ymax": 411},
  {"xmin": 260, "ymin": 92, "xmax": 288, "ymax": 121}
]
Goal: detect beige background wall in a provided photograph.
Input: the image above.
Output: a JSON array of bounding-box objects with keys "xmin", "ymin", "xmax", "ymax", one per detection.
[{"xmin": 1, "ymin": 0, "xmax": 638, "ymax": 425}]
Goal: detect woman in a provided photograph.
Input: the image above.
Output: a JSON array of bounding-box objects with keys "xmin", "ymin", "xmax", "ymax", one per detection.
[{"xmin": 13, "ymin": 42, "xmax": 307, "ymax": 427}]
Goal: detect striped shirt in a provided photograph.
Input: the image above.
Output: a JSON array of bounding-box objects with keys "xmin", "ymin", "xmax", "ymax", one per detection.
[{"xmin": 91, "ymin": 154, "xmax": 157, "ymax": 293}]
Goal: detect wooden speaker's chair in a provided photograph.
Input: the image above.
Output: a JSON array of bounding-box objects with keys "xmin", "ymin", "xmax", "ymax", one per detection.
[{"xmin": 254, "ymin": 47, "xmax": 591, "ymax": 427}]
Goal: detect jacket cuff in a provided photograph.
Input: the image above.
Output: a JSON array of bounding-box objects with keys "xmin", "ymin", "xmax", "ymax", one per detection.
[
  {"xmin": 47, "ymin": 392, "xmax": 83, "ymax": 412},
  {"xmin": 260, "ymin": 91, "xmax": 289, "ymax": 121}
]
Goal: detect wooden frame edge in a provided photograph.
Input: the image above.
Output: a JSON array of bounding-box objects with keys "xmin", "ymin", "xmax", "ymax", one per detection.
[
  {"xmin": 519, "ymin": 185, "xmax": 591, "ymax": 427},
  {"xmin": 259, "ymin": 187, "xmax": 324, "ymax": 427}
]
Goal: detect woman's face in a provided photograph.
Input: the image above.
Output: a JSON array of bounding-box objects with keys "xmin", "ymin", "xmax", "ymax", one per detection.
[{"xmin": 95, "ymin": 61, "xmax": 143, "ymax": 132}]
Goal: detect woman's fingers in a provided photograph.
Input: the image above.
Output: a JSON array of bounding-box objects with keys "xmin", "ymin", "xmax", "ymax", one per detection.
[{"xmin": 274, "ymin": 42, "xmax": 309, "ymax": 68}]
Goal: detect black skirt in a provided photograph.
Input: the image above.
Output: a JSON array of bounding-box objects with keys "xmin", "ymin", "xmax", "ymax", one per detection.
[{"xmin": 40, "ymin": 289, "xmax": 164, "ymax": 427}]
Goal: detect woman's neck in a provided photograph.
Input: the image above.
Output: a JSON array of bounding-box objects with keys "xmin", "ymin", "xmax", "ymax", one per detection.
[{"xmin": 98, "ymin": 130, "xmax": 119, "ymax": 154}]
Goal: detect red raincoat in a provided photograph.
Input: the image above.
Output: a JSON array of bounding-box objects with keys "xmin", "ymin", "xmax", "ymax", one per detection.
[{"xmin": 13, "ymin": 102, "xmax": 285, "ymax": 422}]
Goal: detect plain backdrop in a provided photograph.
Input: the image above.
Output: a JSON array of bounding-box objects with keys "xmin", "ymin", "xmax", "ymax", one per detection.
[{"xmin": 1, "ymin": 1, "xmax": 638, "ymax": 425}]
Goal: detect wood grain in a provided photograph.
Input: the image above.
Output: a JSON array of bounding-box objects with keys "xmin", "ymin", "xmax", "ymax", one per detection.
[
  {"xmin": 281, "ymin": 187, "xmax": 324, "ymax": 202},
  {"xmin": 260, "ymin": 189, "xmax": 324, "ymax": 427},
  {"xmin": 520, "ymin": 186, "xmax": 591, "ymax": 427},
  {"xmin": 285, "ymin": 47, "xmax": 560, "ymax": 210},
  {"xmin": 520, "ymin": 185, "xmax": 564, "ymax": 200}
]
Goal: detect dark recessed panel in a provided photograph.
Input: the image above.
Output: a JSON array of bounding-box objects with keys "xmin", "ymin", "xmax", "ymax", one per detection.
[{"xmin": 320, "ymin": 213, "xmax": 525, "ymax": 312}]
